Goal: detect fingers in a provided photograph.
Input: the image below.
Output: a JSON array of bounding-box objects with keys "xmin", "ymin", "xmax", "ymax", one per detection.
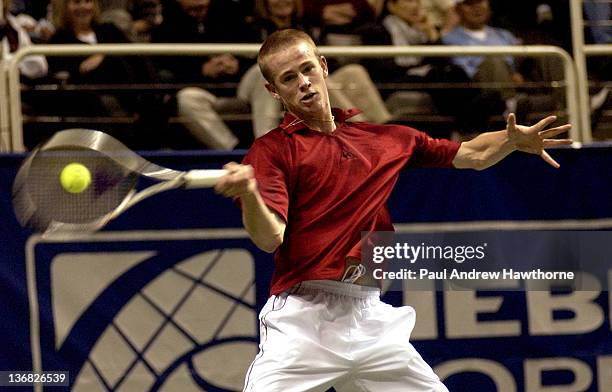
[
  {"xmin": 214, "ymin": 162, "xmax": 256, "ymax": 198},
  {"xmin": 539, "ymin": 124, "xmax": 572, "ymax": 138},
  {"xmin": 508, "ymin": 113, "xmax": 571, "ymax": 169},
  {"xmin": 530, "ymin": 115, "xmax": 558, "ymax": 134},
  {"xmin": 506, "ymin": 112, "xmax": 517, "ymax": 131},
  {"xmin": 540, "ymin": 150, "xmax": 560, "ymax": 169},
  {"xmin": 222, "ymin": 161, "xmax": 241, "ymax": 172},
  {"xmin": 543, "ymin": 138, "xmax": 573, "ymax": 147}
]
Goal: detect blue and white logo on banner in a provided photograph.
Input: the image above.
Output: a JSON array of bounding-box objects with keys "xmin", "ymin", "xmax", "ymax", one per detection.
[{"xmin": 27, "ymin": 230, "xmax": 269, "ymax": 391}]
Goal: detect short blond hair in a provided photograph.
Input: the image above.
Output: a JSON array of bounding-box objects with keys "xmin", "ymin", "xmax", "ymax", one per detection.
[{"xmin": 257, "ymin": 29, "xmax": 319, "ymax": 83}]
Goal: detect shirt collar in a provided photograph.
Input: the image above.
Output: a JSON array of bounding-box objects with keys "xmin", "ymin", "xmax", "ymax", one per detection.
[{"xmin": 279, "ymin": 108, "xmax": 363, "ymax": 134}]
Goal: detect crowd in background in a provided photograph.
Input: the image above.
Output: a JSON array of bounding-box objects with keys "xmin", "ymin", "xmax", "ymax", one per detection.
[{"xmin": 1, "ymin": 0, "xmax": 610, "ymax": 149}]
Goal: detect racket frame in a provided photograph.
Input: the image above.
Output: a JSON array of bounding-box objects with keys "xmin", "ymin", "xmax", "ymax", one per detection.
[{"xmin": 13, "ymin": 129, "xmax": 227, "ymax": 236}]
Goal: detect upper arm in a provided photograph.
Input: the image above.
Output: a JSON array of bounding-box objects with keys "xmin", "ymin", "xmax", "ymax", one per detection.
[
  {"xmin": 408, "ymin": 130, "xmax": 462, "ymax": 168},
  {"xmin": 272, "ymin": 211, "xmax": 287, "ymax": 239},
  {"xmin": 243, "ymin": 136, "xmax": 291, "ymax": 221}
]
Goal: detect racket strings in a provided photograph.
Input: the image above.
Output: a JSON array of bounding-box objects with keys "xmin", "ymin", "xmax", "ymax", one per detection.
[{"xmin": 21, "ymin": 149, "xmax": 137, "ymax": 230}]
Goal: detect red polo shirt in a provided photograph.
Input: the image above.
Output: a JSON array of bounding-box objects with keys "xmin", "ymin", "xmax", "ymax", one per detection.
[{"xmin": 242, "ymin": 108, "xmax": 461, "ymax": 295}]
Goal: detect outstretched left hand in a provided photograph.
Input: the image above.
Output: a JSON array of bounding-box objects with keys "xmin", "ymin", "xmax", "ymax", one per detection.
[{"xmin": 506, "ymin": 113, "xmax": 573, "ymax": 168}]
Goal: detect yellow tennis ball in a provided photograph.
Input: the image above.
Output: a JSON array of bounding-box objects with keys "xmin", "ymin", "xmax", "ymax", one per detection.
[{"xmin": 60, "ymin": 162, "xmax": 92, "ymax": 194}]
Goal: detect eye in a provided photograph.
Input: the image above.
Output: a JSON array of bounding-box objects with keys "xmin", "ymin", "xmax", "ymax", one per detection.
[{"xmin": 282, "ymin": 74, "xmax": 296, "ymax": 83}]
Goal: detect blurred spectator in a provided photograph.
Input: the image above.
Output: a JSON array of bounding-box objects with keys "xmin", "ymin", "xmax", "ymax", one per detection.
[
  {"xmin": 129, "ymin": 0, "xmax": 162, "ymax": 41},
  {"xmin": 421, "ymin": 0, "xmax": 457, "ymax": 34},
  {"xmin": 151, "ymin": 0, "xmax": 252, "ymax": 85},
  {"xmin": 9, "ymin": 1, "xmax": 55, "ymax": 42},
  {"xmin": 150, "ymin": 0, "xmax": 254, "ymax": 149},
  {"xmin": 7, "ymin": 0, "xmax": 45, "ymax": 17},
  {"xmin": 365, "ymin": 0, "xmax": 440, "ymax": 73},
  {"xmin": 7, "ymin": 0, "xmax": 24, "ymax": 13},
  {"xmin": 442, "ymin": 0, "xmax": 559, "ymax": 130},
  {"xmin": 583, "ymin": 0, "xmax": 611, "ymax": 125},
  {"xmin": 363, "ymin": 0, "xmax": 440, "ymax": 86},
  {"xmin": 1, "ymin": 0, "xmax": 48, "ymax": 79},
  {"xmin": 49, "ymin": 0, "xmax": 149, "ymax": 101},
  {"xmin": 489, "ymin": 0, "xmax": 571, "ymax": 51},
  {"xmin": 2, "ymin": 0, "xmax": 48, "ymax": 147},
  {"xmin": 95, "ymin": 0, "xmax": 163, "ymax": 42},
  {"xmin": 47, "ymin": 0, "xmax": 163, "ymax": 147},
  {"xmin": 583, "ymin": 0, "xmax": 612, "ymax": 82},
  {"xmin": 584, "ymin": 0, "xmax": 612, "ymax": 44},
  {"xmin": 250, "ymin": 0, "xmax": 305, "ymax": 35},
  {"xmin": 487, "ymin": 0, "xmax": 568, "ymax": 113},
  {"xmin": 303, "ymin": 0, "xmax": 375, "ymax": 46},
  {"xmin": 303, "ymin": 0, "xmax": 374, "ymax": 31},
  {"xmin": 443, "ymin": 0, "xmax": 521, "ymax": 89},
  {"xmin": 97, "ymin": 0, "xmax": 132, "ymax": 34},
  {"xmin": 363, "ymin": 0, "xmax": 472, "ymax": 127}
]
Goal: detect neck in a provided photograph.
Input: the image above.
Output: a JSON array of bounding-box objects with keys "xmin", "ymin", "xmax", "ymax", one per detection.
[
  {"xmin": 462, "ymin": 23, "xmax": 486, "ymax": 32},
  {"xmin": 304, "ymin": 113, "xmax": 336, "ymax": 134},
  {"xmin": 289, "ymin": 111, "xmax": 336, "ymax": 134},
  {"xmin": 74, "ymin": 24, "xmax": 93, "ymax": 35}
]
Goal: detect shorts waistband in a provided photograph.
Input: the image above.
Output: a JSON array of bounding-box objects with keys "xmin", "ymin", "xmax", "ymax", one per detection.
[{"xmin": 293, "ymin": 280, "xmax": 381, "ymax": 299}]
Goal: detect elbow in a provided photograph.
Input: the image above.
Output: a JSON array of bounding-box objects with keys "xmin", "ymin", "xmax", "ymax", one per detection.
[
  {"xmin": 470, "ymin": 157, "xmax": 490, "ymax": 171},
  {"xmin": 254, "ymin": 234, "xmax": 283, "ymax": 253},
  {"xmin": 454, "ymin": 158, "xmax": 488, "ymax": 171},
  {"xmin": 259, "ymin": 245, "xmax": 279, "ymax": 254},
  {"xmin": 453, "ymin": 147, "xmax": 488, "ymax": 171},
  {"xmin": 473, "ymin": 161, "xmax": 488, "ymax": 171}
]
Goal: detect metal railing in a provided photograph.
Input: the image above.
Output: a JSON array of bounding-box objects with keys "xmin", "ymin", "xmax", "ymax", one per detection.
[
  {"xmin": 571, "ymin": 0, "xmax": 593, "ymax": 144},
  {"xmin": 0, "ymin": 60, "xmax": 9, "ymax": 152},
  {"xmin": 3, "ymin": 43, "xmax": 581, "ymax": 152},
  {"xmin": 570, "ymin": 0, "xmax": 612, "ymax": 142}
]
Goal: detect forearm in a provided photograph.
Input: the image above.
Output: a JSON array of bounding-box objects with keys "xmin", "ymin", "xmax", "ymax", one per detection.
[
  {"xmin": 240, "ymin": 191, "xmax": 285, "ymax": 253},
  {"xmin": 453, "ymin": 130, "xmax": 516, "ymax": 170}
]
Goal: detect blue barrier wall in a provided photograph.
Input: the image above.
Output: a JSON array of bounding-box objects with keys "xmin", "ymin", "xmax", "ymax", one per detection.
[{"xmin": 1, "ymin": 145, "xmax": 611, "ymax": 391}]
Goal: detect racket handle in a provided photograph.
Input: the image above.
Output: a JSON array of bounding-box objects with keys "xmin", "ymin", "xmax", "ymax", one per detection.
[{"xmin": 183, "ymin": 169, "xmax": 228, "ymax": 188}]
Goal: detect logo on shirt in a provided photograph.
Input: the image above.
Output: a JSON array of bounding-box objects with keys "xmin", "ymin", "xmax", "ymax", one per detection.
[{"xmin": 341, "ymin": 149, "xmax": 356, "ymax": 160}]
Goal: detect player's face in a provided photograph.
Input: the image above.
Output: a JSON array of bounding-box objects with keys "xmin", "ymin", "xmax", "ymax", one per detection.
[
  {"xmin": 66, "ymin": 0, "xmax": 95, "ymax": 27},
  {"xmin": 264, "ymin": 41, "xmax": 331, "ymax": 120},
  {"xmin": 457, "ymin": 0, "xmax": 490, "ymax": 30}
]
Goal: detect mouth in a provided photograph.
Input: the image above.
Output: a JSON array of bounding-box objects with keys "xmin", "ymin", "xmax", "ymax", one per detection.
[
  {"xmin": 301, "ymin": 92, "xmax": 317, "ymax": 103},
  {"xmin": 74, "ymin": 11, "xmax": 92, "ymax": 18}
]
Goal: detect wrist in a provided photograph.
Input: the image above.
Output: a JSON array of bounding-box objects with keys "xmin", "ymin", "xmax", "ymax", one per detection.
[
  {"xmin": 238, "ymin": 180, "xmax": 259, "ymax": 200},
  {"xmin": 504, "ymin": 129, "xmax": 518, "ymax": 152}
]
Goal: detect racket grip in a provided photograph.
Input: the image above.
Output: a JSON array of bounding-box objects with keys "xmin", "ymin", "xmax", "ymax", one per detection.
[{"xmin": 184, "ymin": 169, "xmax": 228, "ymax": 188}]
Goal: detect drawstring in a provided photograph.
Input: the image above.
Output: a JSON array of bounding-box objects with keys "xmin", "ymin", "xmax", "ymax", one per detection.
[{"xmin": 341, "ymin": 264, "xmax": 366, "ymax": 284}]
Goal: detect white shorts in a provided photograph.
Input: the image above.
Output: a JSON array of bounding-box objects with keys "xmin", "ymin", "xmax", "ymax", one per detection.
[{"xmin": 243, "ymin": 280, "xmax": 448, "ymax": 392}]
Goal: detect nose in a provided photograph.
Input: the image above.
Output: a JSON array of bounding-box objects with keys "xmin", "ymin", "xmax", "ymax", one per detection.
[{"xmin": 298, "ymin": 73, "xmax": 311, "ymax": 91}]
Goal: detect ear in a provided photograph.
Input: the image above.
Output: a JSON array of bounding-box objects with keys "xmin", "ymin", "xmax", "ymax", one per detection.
[
  {"xmin": 320, "ymin": 56, "xmax": 329, "ymax": 78},
  {"xmin": 265, "ymin": 82, "xmax": 281, "ymax": 100}
]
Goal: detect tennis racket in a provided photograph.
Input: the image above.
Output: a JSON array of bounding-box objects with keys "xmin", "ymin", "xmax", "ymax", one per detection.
[{"xmin": 12, "ymin": 128, "xmax": 227, "ymax": 236}]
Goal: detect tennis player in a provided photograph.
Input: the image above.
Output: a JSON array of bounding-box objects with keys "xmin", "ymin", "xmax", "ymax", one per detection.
[{"xmin": 215, "ymin": 29, "xmax": 572, "ymax": 392}]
